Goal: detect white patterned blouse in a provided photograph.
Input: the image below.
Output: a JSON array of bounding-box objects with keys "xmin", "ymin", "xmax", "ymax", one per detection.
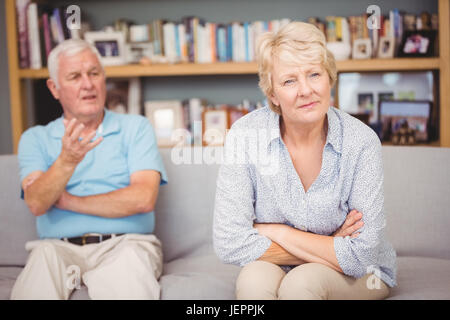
[{"xmin": 213, "ymin": 106, "xmax": 397, "ymax": 287}]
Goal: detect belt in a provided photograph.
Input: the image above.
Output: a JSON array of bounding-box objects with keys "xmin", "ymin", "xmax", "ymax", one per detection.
[{"xmin": 63, "ymin": 233, "xmax": 124, "ymax": 246}]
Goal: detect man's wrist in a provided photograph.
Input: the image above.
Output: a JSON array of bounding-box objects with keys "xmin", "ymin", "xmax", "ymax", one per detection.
[{"xmin": 55, "ymin": 155, "xmax": 77, "ymax": 173}]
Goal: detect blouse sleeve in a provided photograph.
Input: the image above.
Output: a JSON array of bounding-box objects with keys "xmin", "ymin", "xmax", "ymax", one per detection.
[
  {"xmin": 333, "ymin": 134, "xmax": 388, "ymax": 278},
  {"xmin": 213, "ymin": 128, "xmax": 272, "ymax": 266}
]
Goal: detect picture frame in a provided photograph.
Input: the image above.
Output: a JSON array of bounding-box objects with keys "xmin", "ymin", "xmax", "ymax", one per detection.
[
  {"xmin": 357, "ymin": 92, "xmax": 375, "ymax": 123},
  {"xmin": 126, "ymin": 42, "xmax": 153, "ymax": 64},
  {"xmin": 352, "ymin": 38, "xmax": 372, "ymax": 59},
  {"xmin": 379, "ymin": 100, "xmax": 432, "ymax": 142},
  {"xmin": 202, "ymin": 109, "xmax": 228, "ymax": 146},
  {"xmin": 397, "ymin": 30, "xmax": 436, "ymax": 57},
  {"xmin": 105, "ymin": 78, "xmax": 142, "ymax": 115},
  {"xmin": 377, "ymin": 36, "xmax": 395, "ymax": 58},
  {"xmin": 84, "ymin": 31, "xmax": 127, "ymax": 66},
  {"xmin": 145, "ymin": 100, "xmax": 185, "ymax": 147}
]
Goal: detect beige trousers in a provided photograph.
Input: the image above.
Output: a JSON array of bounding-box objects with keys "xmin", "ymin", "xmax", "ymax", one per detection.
[
  {"xmin": 10, "ymin": 233, "xmax": 163, "ymax": 300},
  {"xmin": 236, "ymin": 261, "xmax": 390, "ymax": 300}
]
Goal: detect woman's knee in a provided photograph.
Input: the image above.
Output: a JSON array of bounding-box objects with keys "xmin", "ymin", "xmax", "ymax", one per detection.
[{"xmin": 236, "ymin": 260, "xmax": 286, "ymax": 300}]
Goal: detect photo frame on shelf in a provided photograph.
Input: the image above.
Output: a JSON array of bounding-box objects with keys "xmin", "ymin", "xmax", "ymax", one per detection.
[
  {"xmin": 84, "ymin": 31, "xmax": 127, "ymax": 66},
  {"xmin": 202, "ymin": 109, "xmax": 229, "ymax": 146},
  {"xmin": 379, "ymin": 100, "xmax": 432, "ymax": 142},
  {"xmin": 357, "ymin": 92, "xmax": 375, "ymax": 123},
  {"xmin": 352, "ymin": 38, "xmax": 372, "ymax": 59},
  {"xmin": 126, "ymin": 42, "xmax": 153, "ymax": 64},
  {"xmin": 397, "ymin": 30, "xmax": 436, "ymax": 57},
  {"xmin": 105, "ymin": 78, "xmax": 142, "ymax": 115},
  {"xmin": 105, "ymin": 79, "xmax": 129, "ymax": 114},
  {"xmin": 145, "ymin": 100, "xmax": 185, "ymax": 147},
  {"xmin": 377, "ymin": 36, "xmax": 395, "ymax": 58}
]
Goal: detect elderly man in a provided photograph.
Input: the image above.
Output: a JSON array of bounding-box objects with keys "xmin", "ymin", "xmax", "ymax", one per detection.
[{"xmin": 10, "ymin": 39, "xmax": 168, "ymax": 300}]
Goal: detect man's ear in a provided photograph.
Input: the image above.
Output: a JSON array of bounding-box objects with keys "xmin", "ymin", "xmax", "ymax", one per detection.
[{"xmin": 46, "ymin": 79, "xmax": 60, "ymax": 100}]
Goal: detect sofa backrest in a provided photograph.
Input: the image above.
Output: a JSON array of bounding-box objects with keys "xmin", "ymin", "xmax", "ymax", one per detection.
[
  {"xmin": 0, "ymin": 155, "xmax": 37, "ymax": 265},
  {"xmin": 382, "ymin": 146, "xmax": 450, "ymax": 259},
  {"xmin": 1, "ymin": 146, "xmax": 450, "ymax": 266}
]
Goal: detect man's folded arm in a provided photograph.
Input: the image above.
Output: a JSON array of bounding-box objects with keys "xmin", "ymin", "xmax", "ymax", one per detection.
[
  {"xmin": 22, "ymin": 157, "xmax": 76, "ymax": 216},
  {"xmin": 56, "ymin": 170, "xmax": 161, "ymax": 218}
]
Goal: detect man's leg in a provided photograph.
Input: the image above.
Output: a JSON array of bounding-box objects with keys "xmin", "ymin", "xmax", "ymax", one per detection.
[
  {"xmin": 82, "ymin": 234, "xmax": 163, "ymax": 300},
  {"xmin": 10, "ymin": 240, "xmax": 84, "ymax": 300},
  {"xmin": 235, "ymin": 260, "xmax": 286, "ymax": 300},
  {"xmin": 278, "ymin": 262, "xmax": 390, "ymax": 300}
]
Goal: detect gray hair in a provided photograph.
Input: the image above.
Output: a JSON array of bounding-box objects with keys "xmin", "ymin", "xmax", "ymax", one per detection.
[{"xmin": 47, "ymin": 39, "xmax": 104, "ymax": 88}]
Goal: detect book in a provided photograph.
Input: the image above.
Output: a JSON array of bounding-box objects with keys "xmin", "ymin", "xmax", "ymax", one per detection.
[
  {"xmin": 27, "ymin": 3, "xmax": 42, "ymax": 69},
  {"xmin": 16, "ymin": 0, "xmax": 31, "ymax": 68}
]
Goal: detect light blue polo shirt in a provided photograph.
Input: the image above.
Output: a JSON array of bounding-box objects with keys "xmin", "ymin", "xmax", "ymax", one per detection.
[{"xmin": 18, "ymin": 109, "xmax": 168, "ymax": 239}]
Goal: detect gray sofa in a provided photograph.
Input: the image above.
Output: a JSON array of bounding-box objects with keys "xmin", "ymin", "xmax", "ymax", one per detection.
[{"xmin": 1, "ymin": 146, "xmax": 450, "ymax": 300}]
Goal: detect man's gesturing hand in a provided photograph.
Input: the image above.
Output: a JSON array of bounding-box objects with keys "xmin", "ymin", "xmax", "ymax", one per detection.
[{"xmin": 60, "ymin": 118, "xmax": 103, "ymax": 166}]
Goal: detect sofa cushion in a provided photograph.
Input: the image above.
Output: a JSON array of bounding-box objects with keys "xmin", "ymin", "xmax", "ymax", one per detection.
[
  {"xmin": 388, "ymin": 256, "xmax": 450, "ymax": 300},
  {"xmin": 382, "ymin": 147, "xmax": 450, "ymax": 260},
  {"xmin": 159, "ymin": 244, "xmax": 240, "ymax": 299},
  {"xmin": 0, "ymin": 267, "xmax": 22, "ymax": 300}
]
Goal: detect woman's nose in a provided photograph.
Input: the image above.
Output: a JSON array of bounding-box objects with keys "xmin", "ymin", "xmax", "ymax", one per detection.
[{"xmin": 297, "ymin": 78, "xmax": 313, "ymax": 97}]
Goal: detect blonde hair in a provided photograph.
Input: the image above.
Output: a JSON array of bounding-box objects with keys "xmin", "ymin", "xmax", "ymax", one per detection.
[{"xmin": 256, "ymin": 21, "xmax": 337, "ymax": 114}]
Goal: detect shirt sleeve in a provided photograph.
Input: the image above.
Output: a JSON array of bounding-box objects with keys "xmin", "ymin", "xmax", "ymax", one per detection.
[
  {"xmin": 18, "ymin": 128, "xmax": 48, "ymax": 184},
  {"xmin": 213, "ymin": 128, "xmax": 272, "ymax": 266},
  {"xmin": 334, "ymin": 134, "xmax": 388, "ymax": 278},
  {"xmin": 127, "ymin": 117, "xmax": 168, "ymax": 185}
]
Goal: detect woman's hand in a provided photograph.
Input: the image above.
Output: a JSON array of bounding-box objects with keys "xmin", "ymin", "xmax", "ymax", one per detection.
[{"xmin": 332, "ymin": 209, "xmax": 364, "ymax": 238}]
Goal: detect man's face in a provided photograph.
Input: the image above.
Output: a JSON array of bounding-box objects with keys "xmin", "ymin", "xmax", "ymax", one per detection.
[{"xmin": 47, "ymin": 49, "xmax": 106, "ymax": 120}]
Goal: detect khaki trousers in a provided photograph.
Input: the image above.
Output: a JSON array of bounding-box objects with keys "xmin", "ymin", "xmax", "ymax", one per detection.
[
  {"xmin": 10, "ymin": 234, "xmax": 163, "ymax": 300},
  {"xmin": 236, "ymin": 261, "xmax": 390, "ymax": 300}
]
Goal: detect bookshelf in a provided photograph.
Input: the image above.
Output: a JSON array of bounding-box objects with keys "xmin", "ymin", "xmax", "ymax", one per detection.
[{"xmin": 5, "ymin": 0, "xmax": 450, "ymax": 153}]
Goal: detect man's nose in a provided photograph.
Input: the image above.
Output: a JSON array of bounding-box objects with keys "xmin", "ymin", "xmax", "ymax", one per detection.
[{"xmin": 80, "ymin": 73, "xmax": 94, "ymax": 89}]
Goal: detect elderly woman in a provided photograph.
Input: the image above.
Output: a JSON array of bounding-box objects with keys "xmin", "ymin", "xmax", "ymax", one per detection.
[{"xmin": 213, "ymin": 22, "xmax": 396, "ymax": 300}]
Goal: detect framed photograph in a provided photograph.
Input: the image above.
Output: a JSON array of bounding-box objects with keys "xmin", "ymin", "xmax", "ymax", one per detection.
[
  {"xmin": 202, "ymin": 109, "xmax": 228, "ymax": 146},
  {"xmin": 84, "ymin": 31, "xmax": 127, "ymax": 66},
  {"xmin": 379, "ymin": 100, "xmax": 432, "ymax": 142},
  {"xmin": 357, "ymin": 93, "xmax": 375, "ymax": 123},
  {"xmin": 377, "ymin": 36, "xmax": 395, "ymax": 58},
  {"xmin": 378, "ymin": 92, "xmax": 394, "ymax": 103},
  {"xmin": 126, "ymin": 42, "xmax": 153, "ymax": 64},
  {"xmin": 145, "ymin": 100, "xmax": 185, "ymax": 147},
  {"xmin": 106, "ymin": 79, "xmax": 129, "ymax": 114},
  {"xmin": 352, "ymin": 38, "xmax": 372, "ymax": 59},
  {"xmin": 105, "ymin": 78, "xmax": 141, "ymax": 115},
  {"xmin": 398, "ymin": 30, "xmax": 436, "ymax": 57}
]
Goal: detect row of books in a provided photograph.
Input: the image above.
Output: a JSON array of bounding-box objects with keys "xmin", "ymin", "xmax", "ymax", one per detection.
[
  {"xmin": 15, "ymin": 0, "xmax": 83, "ymax": 69},
  {"xmin": 115, "ymin": 17, "xmax": 291, "ymax": 64},
  {"xmin": 16, "ymin": 0, "xmax": 439, "ymax": 69}
]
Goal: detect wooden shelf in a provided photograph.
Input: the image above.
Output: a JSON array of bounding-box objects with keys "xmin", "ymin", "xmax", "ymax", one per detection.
[
  {"xmin": 17, "ymin": 57, "xmax": 441, "ymax": 79},
  {"xmin": 336, "ymin": 57, "xmax": 440, "ymax": 72}
]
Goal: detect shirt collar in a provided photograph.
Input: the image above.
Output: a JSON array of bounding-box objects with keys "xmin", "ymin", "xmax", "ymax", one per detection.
[
  {"xmin": 267, "ymin": 106, "xmax": 342, "ymax": 154},
  {"xmin": 49, "ymin": 109, "xmax": 121, "ymax": 139}
]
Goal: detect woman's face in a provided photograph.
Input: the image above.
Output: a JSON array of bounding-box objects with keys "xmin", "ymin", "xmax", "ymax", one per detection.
[{"xmin": 270, "ymin": 56, "xmax": 331, "ymax": 127}]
